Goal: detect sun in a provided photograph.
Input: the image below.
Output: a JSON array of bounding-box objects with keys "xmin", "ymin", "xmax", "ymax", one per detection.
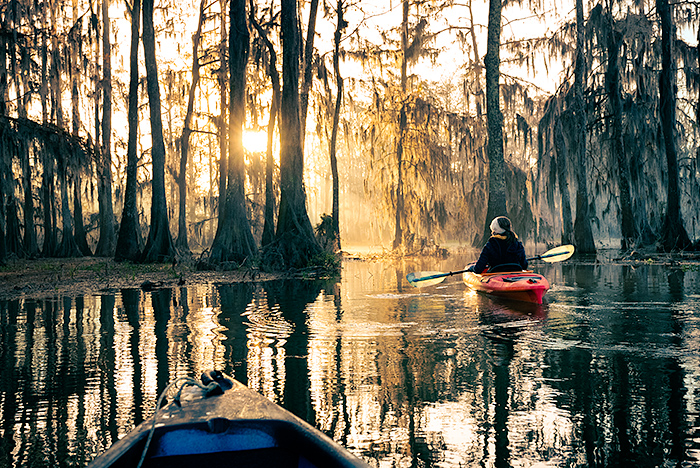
[{"xmin": 243, "ymin": 130, "xmax": 268, "ymax": 153}]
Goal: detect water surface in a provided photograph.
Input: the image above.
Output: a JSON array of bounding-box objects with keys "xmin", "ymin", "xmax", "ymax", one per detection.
[{"xmin": 2, "ymin": 257, "xmax": 700, "ymax": 467}]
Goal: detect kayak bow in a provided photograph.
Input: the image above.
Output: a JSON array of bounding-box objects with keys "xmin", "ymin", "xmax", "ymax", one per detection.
[{"xmin": 87, "ymin": 370, "xmax": 368, "ymax": 468}]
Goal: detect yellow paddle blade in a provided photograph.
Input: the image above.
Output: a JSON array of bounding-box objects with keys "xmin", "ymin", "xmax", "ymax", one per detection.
[
  {"xmin": 538, "ymin": 244, "xmax": 575, "ymax": 263},
  {"xmin": 406, "ymin": 271, "xmax": 449, "ymax": 287}
]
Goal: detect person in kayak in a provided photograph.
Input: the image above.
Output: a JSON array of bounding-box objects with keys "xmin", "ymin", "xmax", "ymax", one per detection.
[{"xmin": 468, "ymin": 216, "xmax": 528, "ymax": 273}]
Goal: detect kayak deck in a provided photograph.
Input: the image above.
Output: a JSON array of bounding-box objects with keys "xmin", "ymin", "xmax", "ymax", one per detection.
[
  {"xmin": 88, "ymin": 371, "xmax": 368, "ymax": 468},
  {"xmin": 463, "ymin": 270, "xmax": 550, "ymax": 304}
]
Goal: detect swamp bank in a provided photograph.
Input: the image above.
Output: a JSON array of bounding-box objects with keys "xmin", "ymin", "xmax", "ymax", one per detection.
[{"xmin": 1, "ymin": 247, "xmax": 700, "ymax": 301}]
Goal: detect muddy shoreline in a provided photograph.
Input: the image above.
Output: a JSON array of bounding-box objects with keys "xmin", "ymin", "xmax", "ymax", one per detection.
[{"xmin": 0, "ymin": 257, "xmax": 290, "ymax": 301}]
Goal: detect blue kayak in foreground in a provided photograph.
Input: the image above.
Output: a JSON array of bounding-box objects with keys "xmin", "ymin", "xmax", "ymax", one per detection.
[{"xmin": 88, "ymin": 370, "xmax": 368, "ymax": 468}]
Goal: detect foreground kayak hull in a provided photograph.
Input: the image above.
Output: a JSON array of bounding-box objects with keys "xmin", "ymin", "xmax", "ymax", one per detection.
[
  {"xmin": 88, "ymin": 371, "xmax": 368, "ymax": 468},
  {"xmin": 463, "ymin": 270, "xmax": 550, "ymax": 304}
]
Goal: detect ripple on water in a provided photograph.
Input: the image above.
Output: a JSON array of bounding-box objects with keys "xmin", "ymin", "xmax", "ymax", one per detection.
[{"xmin": 369, "ymin": 292, "xmax": 430, "ymax": 299}]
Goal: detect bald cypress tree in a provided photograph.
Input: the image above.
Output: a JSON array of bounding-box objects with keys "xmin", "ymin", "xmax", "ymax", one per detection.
[
  {"xmin": 209, "ymin": 0, "xmax": 257, "ymax": 264},
  {"xmin": 115, "ymin": 0, "xmax": 143, "ymax": 262},
  {"xmin": 250, "ymin": 9, "xmax": 280, "ymax": 248},
  {"xmin": 571, "ymin": 0, "xmax": 596, "ymax": 254},
  {"xmin": 657, "ymin": 0, "xmax": 691, "ymax": 251},
  {"xmin": 95, "ymin": 0, "xmax": 116, "ymax": 257},
  {"xmin": 479, "ymin": 0, "xmax": 507, "ymax": 244},
  {"xmin": 262, "ymin": 0, "xmax": 321, "ymax": 269},
  {"xmin": 175, "ymin": 0, "xmax": 206, "ymax": 256},
  {"xmin": 140, "ymin": 0, "xmax": 176, "ymax": 262}
]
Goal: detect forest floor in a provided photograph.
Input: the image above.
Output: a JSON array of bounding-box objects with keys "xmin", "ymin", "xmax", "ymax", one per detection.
[{"xmin": 1, "ymin": 247, "xmax": 700, "ymax": 301}]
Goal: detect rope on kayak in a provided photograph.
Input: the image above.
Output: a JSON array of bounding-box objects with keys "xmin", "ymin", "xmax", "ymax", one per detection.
[{"xmin": 136, "ymin": 375, "xmax": 223, "ymax": 468}]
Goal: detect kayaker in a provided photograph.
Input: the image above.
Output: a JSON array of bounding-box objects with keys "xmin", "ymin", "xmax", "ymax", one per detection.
[{"xmin": 468, "ymin": 216, "xmax": 528, "ymax": 273}]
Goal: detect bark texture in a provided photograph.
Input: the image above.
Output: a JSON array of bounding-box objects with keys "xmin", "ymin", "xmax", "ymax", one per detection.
[
  {"xmin": 328, "ymin": 0, "xmax": 345, "ymax": 252},
  {"xmin": 393, "ymin": 0, "xmax": 409, "ymax": 250},
  {"xmin": 263, "ymin": 0, "xmax": 321, "ymax": 269},
  {"xmin": 95, "ymin": 0, "xmax": 116, "ymax": 256},
  {"xmin": 250, "ymin": 10, "xmax": 280, "ymax": 248},
  {"xmin": 209, "ymin": 0, "xmax": 257, "ymax": 264},
  {"xmin": 141, "ymin": 0, "xmax": 176, "ymax": 262},
  {"xmin": 115, "ymin": 0, "xmax": 143, "ymax": 262},
  {"xmin": 175, "ymin": 0, "xmax": 206, "ymax": 255},
  {"xmin": 657, "ymin": 0, "xmax": 691, "ymax": 250},
  {"xmin": 480, "ymin": 0, "xmax": 507, "ymax": 245},
  {"xmin": 572, "ymin": 0, "xmax": 596, "ymax": 254}
]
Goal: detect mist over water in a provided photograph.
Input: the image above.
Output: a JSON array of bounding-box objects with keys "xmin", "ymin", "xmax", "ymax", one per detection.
[{"xmin": 2, "ymin": 256, "xmax": 700, "ymax": 467}]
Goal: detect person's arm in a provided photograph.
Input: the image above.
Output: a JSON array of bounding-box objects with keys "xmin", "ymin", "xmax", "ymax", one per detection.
[
  {"xmin": 518, "ymin": 243, "xmax": 528, "ymax": 270},
  {"xmin": 472, "ymin": 242, "xmax": 492, "ymax": 273}
]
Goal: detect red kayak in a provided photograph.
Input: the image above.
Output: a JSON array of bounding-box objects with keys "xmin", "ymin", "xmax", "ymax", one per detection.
[
  {"xmin": 462, "ymin": 269, "xmax": 550, "ymax": 304},
  {"xmin": 406, "ymin": 246, "xmax": 571, "ymax": 303}
]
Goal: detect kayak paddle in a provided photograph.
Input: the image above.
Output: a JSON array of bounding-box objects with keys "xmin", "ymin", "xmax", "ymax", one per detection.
[{"xmin": 406, "ymin": 244, "xmax": 575, "ymax": 287}]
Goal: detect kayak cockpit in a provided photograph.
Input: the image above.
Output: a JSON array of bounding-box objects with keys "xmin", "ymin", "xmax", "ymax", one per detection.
[
  {"xmin": 88, "ymin": 371, "xmax": 368, "ymax": 468},
  {"xmin": 102, "ymin": 419, "xmax": 351, "ymax": 468}
]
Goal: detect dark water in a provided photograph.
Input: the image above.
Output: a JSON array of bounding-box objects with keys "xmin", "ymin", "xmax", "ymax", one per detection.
[{"xmin": 2, "ymin": 256, "xmax": 700, "ymax": 467}]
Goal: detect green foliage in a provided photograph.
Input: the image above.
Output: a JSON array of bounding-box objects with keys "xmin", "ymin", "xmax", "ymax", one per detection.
[
  {"xmin": 314, "ymin": 213, "xmax": 338, "ymax": 251},
  {"xmin": 307, "ymin": 251, "xmax": 341, "ymax": 277}
]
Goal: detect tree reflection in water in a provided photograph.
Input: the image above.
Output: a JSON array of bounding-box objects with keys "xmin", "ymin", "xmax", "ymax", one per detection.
[{"xmin": 1, "ymin": 262, "xmax": 700, "ymax": 467}]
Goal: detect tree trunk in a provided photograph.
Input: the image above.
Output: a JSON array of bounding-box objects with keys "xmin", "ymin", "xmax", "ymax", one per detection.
[
  {"xmin": 73, "ymin": 174, "xmax": 92, "ymax": 255},
  {"xmin": 572, "ymin": 0, "xmax": 596, "ymax": 254},
  {"xmin": 66, "ymin": 0, "xmax": 90, "ymax": 257},
  {"xmin": 6, "ymin": 5, "xmax": 34, "ymax": 258},
  {"xmin": 468, "ymin": 0, "xmax": 483, "ymax": 117},
  {"xmin": 605, "ymin": 13, "xmax": 636, "ymax": 250},
  {"xmin": 93, "ymin": 1, "xmax": 101, "ymax": 158},
  {"xmin": 23, "ymin": 147, "xmax": 38, "ymax": 257},
  {"xmin": 41, "ymin": 3, "xmax": 62, "ymax": 257},
  {"xmin": 217, "ymin": 0, "xmax": 228, "ymax": 218},
  {"xmin": 42, "ymin": 151, "xmax": 57, "ymax": 257},
  {"xmin": 50, "ymin": 7, "xmax": 64, "ymax": 129},
  {"xmin": 57, "ymin": 157, "xmax": 82, "ymax": 257},
  {"xmin": 328, "ymin": 0, "xmax": 345, "ymax": 252},
  {"xmin": 95, "ymin": 0, "xmax": 116, "ymax": 256},
  {"xmin": 480, "ymin": 0, "xmax": 507, "ymax": 245},
  {"xmin": 52, "ymin": 13, "xmax": 77, "ymax": 257},
  {"xmin": 264, "ymin": 0, "xmax": 321, "ymax": 269},
  {"xmin": 657, "ymin": 0, "xmax": 691, "ymax": 250},
  {"xmin": 0, "ymin": 190, "xmax": 5, "ymax": 264},
  {"xmin": 0, "ymin": 122, "xmax": 7, "ymax": 261},
  {"xmin": 0, "ymin": 10, "xmax": 7, "ymax": 116},
  {"xmin": 393, "ymin": 0, "xmax": 409, "ymax": 250},
  {"xmin": 554, "ymin": 116, "xmax": 574, "ymax": 245},
  {"xmin": 40, "ymin": 17, "xmax": 49, "ymax": 124},
  {"xmin": 115, "ymin": 0, "xmax": 142, "ymax": 262},
  {"xmin": 176, "ymin": 0, "xmax": 206, "ymax": 255},
  {"xmin": 299, "ymin": 0, "xmax": 319, "ymax": 150},
  {"xmin": 209, "ymin": 0, "xmax": 256, "ymax": 264},
  {"xmin": 141, "ymin": 0, "xmax": 176, "ymax": 262},
  {"xmin": 393, "ymin": 107, "xmax": 405, "ymax": 250},
  {"xmin": 11, "ymin": 11, "xmax": 37, "ymax": 258},
  {"xmin": 261, "ymin": 95, "xmax": 278, "ymax": 247},
  {"xmin": 250, "ymin": 8, "xmax": 280, "ymax": 248},
  {"xmin": 70, "ymin": 0, "xmax": 80, "ymax": 137},
  {"xmin": 6, "ymin": 197, "xmax": 23, "ymax": 257}
]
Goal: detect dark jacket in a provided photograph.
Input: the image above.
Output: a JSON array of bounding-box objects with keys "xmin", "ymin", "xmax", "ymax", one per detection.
[{"xmin": 472, "ymin": 235, "xmax": 528, "ymax": 273}]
